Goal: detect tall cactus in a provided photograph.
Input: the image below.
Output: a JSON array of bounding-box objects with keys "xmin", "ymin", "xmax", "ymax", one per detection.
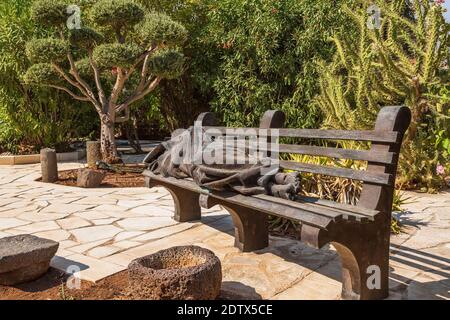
[{"xmin": 316, "ymin": 0, "xmax": 449, "ymax": 190}]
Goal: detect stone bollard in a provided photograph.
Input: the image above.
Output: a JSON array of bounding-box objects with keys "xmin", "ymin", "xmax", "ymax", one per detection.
[
  {"xmin": 86, "ymin": 141, "xmax": 101, "ymax": 168},
  {"xmin": 40, "ymin": 148, "xmax": 58, "ymax": 182}
]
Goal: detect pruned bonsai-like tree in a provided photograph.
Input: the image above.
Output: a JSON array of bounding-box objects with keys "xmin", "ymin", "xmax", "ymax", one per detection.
[{"xmin": 23, "ymin": 0, "xmax": 187, "ymax": 162}]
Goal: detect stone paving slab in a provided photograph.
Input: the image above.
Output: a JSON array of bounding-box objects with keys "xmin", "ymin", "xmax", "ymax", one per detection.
[{"xmin": 0, "ymin": 162, "xmax": 449, "ymax": 299}]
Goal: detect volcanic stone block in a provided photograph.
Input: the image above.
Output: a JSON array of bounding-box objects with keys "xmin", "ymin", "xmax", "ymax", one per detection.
[
  {"xmin": 128, "ymin": 246, "xmax": 222, "ymax": 300},
  {"xmin": 0, "ymin": 235, "xmax": 59, "ymax": 285},
  {"xmin": 86, "ymin": 141, "xmax": 102, "ymax": 168},
  {"xmin": 77, "ymin": 168, "xmax": 106, "ymax": 188},
  {"xmin": 40, "ymin": 148, "xmax": 58, "ymax": 182}
]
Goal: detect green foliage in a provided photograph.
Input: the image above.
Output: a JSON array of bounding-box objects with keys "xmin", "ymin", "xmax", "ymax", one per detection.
[
  {"xmin": 25, "ymin": 0, "xmax": 188, "ymax": 95},
  {"xmin": 139, "ymin": 0, "xmax": 356, "ymax": 131},
  {"xmin": 0, "ymin": 107, "xmax": 19, "ymax": 153},
  {"xmin": 136, "ymin": 0, "xmax": 220, "ymax": 131},
  {"xmin": 25, "ymin": 38, "xmax": 69, "ymax": 63},
  {"xmin": 23, "ymin": 0, "xmax": 188, "ymax": 160},
  {"xmin": 31, "ymin": 0, "xmax": 68, "ymax": 27},
  {"xmin": 90, "ymin": 0, "xmax": 144, "ymax": 31},
  {"xmin": 392, "ymin": 189, "xmax": 412, "ymax": 212},
  {"xmin": 428, "ymin": 84, "xmax": 450, "ymax": 159},
  {"xmin": 391, "ymin": 190, "xmax": 413, "ymax": 234},
  {"xmin": 315, "ymin": 0, "xmax": 449, "ymax": 192},
  {"xmin": 149, "ymin": 49, "xmax": 185, "ymax": 79},
  {"xmin": 137, "ymin": 12, "xmax": 188, "ymax": 47},
  {"xmin": 0, "ymin": 0, "xmax": 97, "ymax": 154},
  {"xmin": 398, "ymin": 112, "xmax": 449, "ymax": 192},
  {"xmin": 59, "ymin": 283, "xmax": 75, "ymax": 300},
  {"xmin": 92, "ymin": 43, "xmax": 142, "ymax": 68},
  {"xmin": 69, "ymin": 27, "xmax": 103, "ymax": 50},
  {"xmin": 204, "ymin": 0, "xmax": 356, "ymax": 128},
  {"xmin": 74, "ymin": 58, "xmax": 93, "ymax": 78},
  {"xmin": 22, "ymin": 63, "xmax": 62, "ymax": 85}
]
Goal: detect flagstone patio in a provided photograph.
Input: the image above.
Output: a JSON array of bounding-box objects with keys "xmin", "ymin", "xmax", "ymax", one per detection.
[{"xmin": 0, "ymin": 162, "xmax": 448, "ymax": 300}]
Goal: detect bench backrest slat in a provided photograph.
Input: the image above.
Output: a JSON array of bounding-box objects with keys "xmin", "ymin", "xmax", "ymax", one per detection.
[
  {"xmin": 196, "ymin": 106, "xmax": 411, "ymax": 198},
  {"xmin": 253, "ymin": 143, "xmax": 394, "ymax": 164},
  {"xmin": 212, "ymin": 141, "xmax": 394, "ymax": 164},
  {"xmin": 203, "ymin": 127, "xmax": 400, "ymax": 143},
  {"xmin": 279, "ymin": 160, "xmax": 392, "ymax": 186},
  {"xmin": 278, "ymin": 128, "xmax": 400, "ymax": 143}
]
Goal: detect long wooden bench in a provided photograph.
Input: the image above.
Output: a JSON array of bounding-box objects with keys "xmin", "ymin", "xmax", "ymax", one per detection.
[{"xmin": 143, "ymin": 106, "xmax": 411, "ymax": 300}]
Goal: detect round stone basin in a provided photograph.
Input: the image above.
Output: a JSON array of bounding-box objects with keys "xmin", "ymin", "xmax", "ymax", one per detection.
[{"xmin": 128, "ymin": 246, "xmax": 222, "ymax": 300}]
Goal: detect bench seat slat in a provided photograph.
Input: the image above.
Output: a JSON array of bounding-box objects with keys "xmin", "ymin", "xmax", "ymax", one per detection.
[
  {"xmin": 211, "ymin": 192, "xmax": 336, "ymax": 228},
  {"xmin": 252, "ymin": 194, "xmax": 373, "ymax": 223},
  {"xmin": 144, "ymin": 172, "xmax": 380, "ymax": 228},
  {"xmin": 279, "ymin": 160, "xmax": 392, "ymax": 186},
  {"xmin": 295, "ymin": 196, "xmax": 379, "ymax": 217},
  {"xmin": 203, "ymin": 127, "xmax": 400, "ymax": 143}
]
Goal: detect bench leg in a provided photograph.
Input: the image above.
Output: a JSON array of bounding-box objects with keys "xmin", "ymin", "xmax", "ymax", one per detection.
[
  {"xmin": 221, "ymin": 204, "xmax": 269, "ymax": 252},
  {"xmin": 331, "ymin": 233, "xmax": 389, "ymax": 300},
  {"xmin": 145, "ymin": 177, "xmax": 201, "ymax": 222}
]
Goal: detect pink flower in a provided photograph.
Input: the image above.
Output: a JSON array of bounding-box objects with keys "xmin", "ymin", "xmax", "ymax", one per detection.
[
  {"xmin": 436, "ymin": 164, "xmax": 445, "ymax": 175},
  {"xmin": 435, "ymin": 0, "xmax": 445, "ymax": 5}
]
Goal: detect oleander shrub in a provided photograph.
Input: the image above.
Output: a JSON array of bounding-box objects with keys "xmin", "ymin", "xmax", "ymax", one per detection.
[
  {"xmin": 138, "ymin": 0, "xmax": 357, "ymax": 131},
  {"xmin": 204, "ymin": 0, "xmax": 357, "ymax": 129}
]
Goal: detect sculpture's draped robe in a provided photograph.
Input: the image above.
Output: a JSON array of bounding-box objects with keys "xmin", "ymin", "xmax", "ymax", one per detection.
[{"xmin": 144, "ymin": 128, "xmax": 301, "ymax": 200}]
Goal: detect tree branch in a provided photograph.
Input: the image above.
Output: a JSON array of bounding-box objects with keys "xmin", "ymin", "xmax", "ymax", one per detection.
[
  {"xmin": 135, "ymin": 46, "xmax": 158, "ymax": 91},
  {"xmin": 48, "ymin": 85, "xmax": 91, "ymax": 101},
  {"xmin": 88, "ymin": 49, "xmax": 107, "ymax": 106},
  {"xmin": 115, "ymin": 29, "xmax": 125, "ymax": 44},
  {"xmin": 108, "ymin": 68, "xmax": 127, "ymax": 113},
  {"xmin": 66, "ymin": 52, "xmax": 101, "ymax": 108},
  {"xmin": 53, "ymin": 63, "xmax": 102, "ymax": 115},
  {"xmin": 55, "ymin": 28, "xmax": 104, "ymax": 118},
  {"xmin": 121, "ymin": 46, "xmax": 157, "ymax": 84},
  {"xmin": 107, "ymin": 47, "xmax": 158, "ymax": 116},
  {"xmin": 116, "ymin": 77, "xmax": 161, "ymax": 113},
  {"xmin": 52, "ymin": 64, "xmax": 86, "ymax": 94}
]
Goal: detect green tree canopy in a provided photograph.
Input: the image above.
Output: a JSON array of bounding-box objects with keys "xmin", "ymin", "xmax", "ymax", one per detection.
[{"xmin": 23, "ymin": 0, "xmax": 188, "ymax": 161}]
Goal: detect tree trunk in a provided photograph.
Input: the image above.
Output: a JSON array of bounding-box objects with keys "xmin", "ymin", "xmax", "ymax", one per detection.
[{"xmin": 100, "ymin": 120, "xmax": 120, "ymax": 163}]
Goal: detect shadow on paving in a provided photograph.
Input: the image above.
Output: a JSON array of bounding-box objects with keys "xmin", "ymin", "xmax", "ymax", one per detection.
[
  {"xmin": 201, "ymin": 212, "xmax": 449, "ymax": 300},
  {"xmin": 389, "ymin": 244, "xmax": 449, "ymax": 300},
  {"xmin": 9, "ymin": 268, "xmax": 69, "ymax": 293},
  {"xmin": 394, "ymin": 211, "xmax": 429, "ymax": 228}
]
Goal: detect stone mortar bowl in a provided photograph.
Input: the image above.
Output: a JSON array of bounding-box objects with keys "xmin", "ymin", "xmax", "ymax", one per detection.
[{"xmin": 128, "ymin": 245, "xmax": 222, "ymax": 300}]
